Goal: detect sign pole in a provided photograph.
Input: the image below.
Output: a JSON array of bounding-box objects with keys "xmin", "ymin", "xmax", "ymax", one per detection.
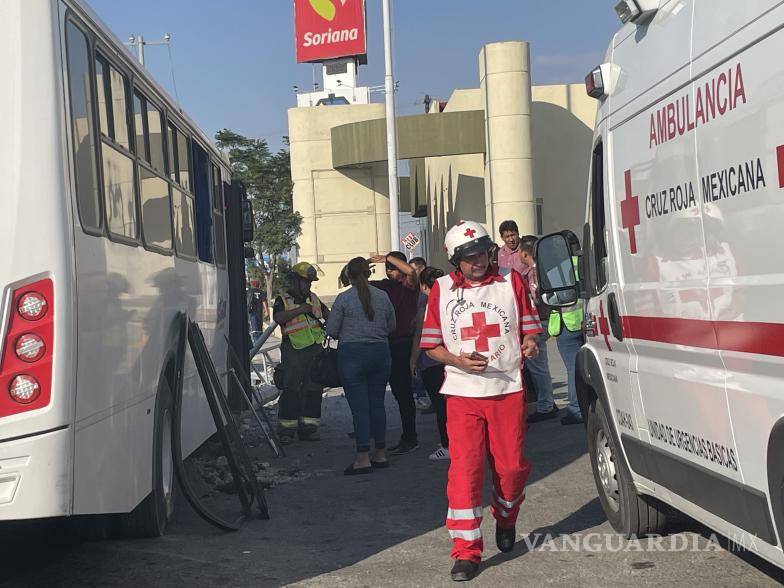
[{"xmin": 382, "ymin": 0, "xmax": 400, "ymax": 250}]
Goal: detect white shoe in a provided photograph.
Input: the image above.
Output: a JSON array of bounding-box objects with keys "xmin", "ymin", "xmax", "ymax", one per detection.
[{"xmin": 429, "ymin": 446, "xmax": 450, "ymax": 461}]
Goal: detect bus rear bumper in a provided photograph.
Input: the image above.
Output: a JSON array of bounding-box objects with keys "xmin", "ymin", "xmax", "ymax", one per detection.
[{"xmin": 0, "ymin": 426, "xmax": 72, "ymax": 520}]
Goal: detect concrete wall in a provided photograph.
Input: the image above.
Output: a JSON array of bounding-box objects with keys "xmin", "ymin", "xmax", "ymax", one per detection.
[
  {"xmin": 531, "ymin": 84, "xmax": 596, "ymax": 236},
  {"xmin": 419, "ymin": 83, "xmax": 596, "ymax": 266},
  {"xmin": 288, "ymin": 103, "xmax": 390, "ymax": 296}
]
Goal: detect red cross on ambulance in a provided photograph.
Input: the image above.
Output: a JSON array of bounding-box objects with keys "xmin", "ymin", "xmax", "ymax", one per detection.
[{"xmin": 621, "ymin": 169, "xmax": 641, "ymax": 254}]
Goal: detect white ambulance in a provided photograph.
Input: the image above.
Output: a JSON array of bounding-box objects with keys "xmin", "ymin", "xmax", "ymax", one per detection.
[{"xmin": 535, "ymin": 0, "xmax": 784, "ymax": 569}]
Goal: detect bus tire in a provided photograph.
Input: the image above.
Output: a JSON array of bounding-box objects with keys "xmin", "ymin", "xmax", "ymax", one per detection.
[
  {"xmin": 120, "ymin": 379, "xmax": 176, "ymax": 538},
  {"xmin": 586, "ymin": 397, "xmax": 667, "ymax": 537}
]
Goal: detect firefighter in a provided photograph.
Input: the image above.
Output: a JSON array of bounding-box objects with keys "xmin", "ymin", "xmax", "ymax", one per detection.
[
  {"xmin": 420, "ymin": 221, "xmax": 541, "ymax": 582},
  {"xmin": 272, "ymin": 262, "xmax": 330, "ymax": 444}
]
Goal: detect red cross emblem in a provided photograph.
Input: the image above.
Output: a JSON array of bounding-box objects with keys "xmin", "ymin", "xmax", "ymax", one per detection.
[
  {"xmin": 460, "ymin": 312, "xmax": 501, "ymax": 353},
  {"xmin": 464, "ymin": 228, "xmax": 476, "ymax": 238},
  {"xmin": 620, "ymin": 169, "xmax": 640, "ymax": 255},
  {"xmin": 598, "ymin": 300, "xmax": 612, "ymax": 352}
]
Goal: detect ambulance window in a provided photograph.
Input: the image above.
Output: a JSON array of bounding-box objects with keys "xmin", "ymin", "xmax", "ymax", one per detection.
[{"xmin": 590, "ymin": 142, "xmax": 608, "ymax": 291}]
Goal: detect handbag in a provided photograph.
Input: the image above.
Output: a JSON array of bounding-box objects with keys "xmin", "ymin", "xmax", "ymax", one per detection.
[{"xmin": 310, "ymin": 338, "xmax": 342, "ymax": 389}]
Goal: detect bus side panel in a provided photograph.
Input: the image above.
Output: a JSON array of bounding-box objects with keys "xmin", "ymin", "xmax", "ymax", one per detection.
[
  {"xmin": 692, "ymin": 2, "xmax": 784, "ymax": 551},
  {"xmin": 0, "ymin": 0, "xmax": 76, "ymax": 520}
]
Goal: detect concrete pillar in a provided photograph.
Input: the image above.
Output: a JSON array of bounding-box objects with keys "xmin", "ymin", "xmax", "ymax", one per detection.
[{"xmin": 479, "ymin": 41, "xmax": 535, "ymax": 239}]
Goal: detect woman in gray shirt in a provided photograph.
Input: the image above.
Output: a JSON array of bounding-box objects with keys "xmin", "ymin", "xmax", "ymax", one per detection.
[{"xmin": 327, "ymin": 257, "xmax": 396, "ymax": 475}]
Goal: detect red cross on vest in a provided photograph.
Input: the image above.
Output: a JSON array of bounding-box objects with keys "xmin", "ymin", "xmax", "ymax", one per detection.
[
  {"xmin": 464, "ymin": 228, "xmax": 476, "ymax": 238},
  {"xmin": 621, "ymin": 169, "xmax": 641, "ymax": 254},
  {"xmin": 460, "ymin": 312, "xmax": 501, "ymax": 353}
]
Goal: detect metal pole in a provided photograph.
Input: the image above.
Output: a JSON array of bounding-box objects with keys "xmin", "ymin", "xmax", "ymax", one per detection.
[
  {"xmin": 382, "ymin": 0, "xmax": 400, "ymax": 250},
  {"xmin": 137, "ymin": 33, "xmax": 145, "ymax": 66}
]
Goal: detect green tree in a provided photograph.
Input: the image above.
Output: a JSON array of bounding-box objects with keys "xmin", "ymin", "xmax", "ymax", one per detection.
[{"xmin": 215, "ymin": 130, "xmax": 301, "ymax": 304}]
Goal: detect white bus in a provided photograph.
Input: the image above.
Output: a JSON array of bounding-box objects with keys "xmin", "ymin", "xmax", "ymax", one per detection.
[
  {"xmin": 536, "ymin": 0, "xmax": 784, "ymax": 571},
  {"xmin": 0, "ymin": 0, "xmax": 245, "ymax": 536}
]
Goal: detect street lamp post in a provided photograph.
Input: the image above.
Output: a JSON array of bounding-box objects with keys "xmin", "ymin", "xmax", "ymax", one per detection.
[
  {"xmin": 382, "ymin": 0, "xmax": 400, "ymax": 251},
  {"xmin": 126, "ymin": 33, "xmax": 171, "ymax": 67}
]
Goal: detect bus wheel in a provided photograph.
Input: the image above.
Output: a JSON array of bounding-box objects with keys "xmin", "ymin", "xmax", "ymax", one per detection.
[
  {"xmin": 121, "ymin": 379, "xmax": 176, "ymax": 538},
  {"xmin": 586, "ymin": 398, "xmax": 667, "ymax": 537}
]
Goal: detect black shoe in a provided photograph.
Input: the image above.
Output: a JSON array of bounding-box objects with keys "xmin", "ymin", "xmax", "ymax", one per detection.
[
  {"xmin": 561, "ymin": 413, "xmax": 584, "ymax": 425},
  {"xmin": 389, "ymin": 440, "xmax": 419, "ymax": 455},
  {"xmin": 527, "ymin": 404, "xmax": 560, "ymax": 423},
  {"xmin": 450, "ymin": 559, "xmax": 479, "ymax": 582},
  {"xmin": 496, "ymin": 525, "xmax": 516, "ymax": 553},
  {"xmin": 344, "ymin": 463, "xmax": 373, "ymax": 476},
  {"xmin": 370, "ymin": 460, "xmax": 390, "ymax": 469}
]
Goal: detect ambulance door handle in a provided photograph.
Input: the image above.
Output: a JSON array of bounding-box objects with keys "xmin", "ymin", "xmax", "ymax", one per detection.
[{"xmin": 607, "ymin": 292, "xmax": 624, "ymax": 341}]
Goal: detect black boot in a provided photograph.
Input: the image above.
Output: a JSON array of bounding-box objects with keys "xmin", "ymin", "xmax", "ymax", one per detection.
[
  {"xmin": 496, "ymin": 525, "xmax": 516, "ymax": 553},
  {"xmin": 450, "ymin": 559, "xmax": 479, "ymax": 582}
]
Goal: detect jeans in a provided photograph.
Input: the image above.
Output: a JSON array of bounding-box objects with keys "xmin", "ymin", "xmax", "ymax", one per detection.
[
  {"xmin": 556, "ymin": 328, "xmax": 584, "ymax": 417},
  {"xmin": 421, "ymin": 365, "xmax": 447, "ymax": 448},
  {"xmin": 526, "ymin": 329, "xmax": 554, "ymax": 412},
  {"xmin": 389, "ymin": 337, "xmax": 417, "ymax": 443},
  {"xmin": 249, "ymin": 314, "xmax": 262, "ymax": 345},
  {"xmin": 338, "ymin": 342, "xmax": 392, "ymax": 452}
]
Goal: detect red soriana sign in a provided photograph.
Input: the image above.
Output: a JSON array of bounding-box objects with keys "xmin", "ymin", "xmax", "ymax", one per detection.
[{"xmin": 294, "ymin": 0, "xmax": 367, "ymax": 63}]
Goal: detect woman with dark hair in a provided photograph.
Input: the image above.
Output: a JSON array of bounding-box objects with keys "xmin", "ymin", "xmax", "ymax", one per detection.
[
  {"xmin": 327, "ymin": 257, "xmax": 396, "ymax": 475},
  {"xmin": 410, "ymin": 266, "xmax": 450, "ymax": 461}
]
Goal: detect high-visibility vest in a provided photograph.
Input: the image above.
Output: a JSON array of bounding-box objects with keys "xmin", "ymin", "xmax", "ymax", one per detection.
[
  {"xmin": 548, "ymin": 256, "xmax": 583, "ymax": 337},
  {"xmin": 281, "ymin": 293, "xmax": 325, "ymax": 350}
]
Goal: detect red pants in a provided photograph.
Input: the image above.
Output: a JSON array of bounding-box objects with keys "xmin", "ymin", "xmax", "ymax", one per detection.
[{"xmin": 445, "ymin": 392, "xmax": 530, "ymax": 563}]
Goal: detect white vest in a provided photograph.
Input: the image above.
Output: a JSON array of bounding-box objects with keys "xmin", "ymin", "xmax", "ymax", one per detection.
[{"xmin": 435, "ymin": 274, "xmax": 523, "ymax": 398}]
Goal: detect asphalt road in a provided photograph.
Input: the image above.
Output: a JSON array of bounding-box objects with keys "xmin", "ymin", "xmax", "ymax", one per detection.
[{"xmin": 1, "ymin": 343, "xmax": 783, "ymax": 587}]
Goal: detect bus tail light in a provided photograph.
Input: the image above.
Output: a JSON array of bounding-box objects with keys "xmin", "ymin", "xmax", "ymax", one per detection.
[
  {"xmin": 9, "ymin": 375, "xmax": 41, "ymax": 404},
  {"xmin": 17, "ymin": 292, "xmax": 48, "ymax": 321},
  {"xmin": 0, "ymin": 279, "xmax": 54, "ymax": 416},
  {"xmin": 15, "ymin": 334, "xmax": 46, "ymax": 363}
]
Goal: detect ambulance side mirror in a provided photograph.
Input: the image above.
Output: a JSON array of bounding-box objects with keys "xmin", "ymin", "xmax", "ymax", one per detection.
[{"xmin": 535, "ymin": 231, "xmax": 581, "ymax": 308}]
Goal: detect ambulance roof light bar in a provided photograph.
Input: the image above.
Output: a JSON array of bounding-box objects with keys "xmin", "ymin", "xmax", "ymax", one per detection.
[{"xmin": 614, "ymin": 0, "xmax": 659, "ymax": 24}]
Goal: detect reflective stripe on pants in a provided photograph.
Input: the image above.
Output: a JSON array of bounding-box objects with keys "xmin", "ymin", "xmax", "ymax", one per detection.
[{"xmin": 445, "ymin": 392, "xmax": 530, "ymax": 563}]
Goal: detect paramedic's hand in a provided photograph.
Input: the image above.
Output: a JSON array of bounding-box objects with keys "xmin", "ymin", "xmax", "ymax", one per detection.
[
  {"xmin": 296, "ymin": 304, "xmax": 312, "ymax": 316},
  {"xmin": 522, "ymin": 335, "xmax": 539, "ymax": 359},
  {"xmin": 456, "ymin": 352, "xmax": 488, "ymax": 374}
]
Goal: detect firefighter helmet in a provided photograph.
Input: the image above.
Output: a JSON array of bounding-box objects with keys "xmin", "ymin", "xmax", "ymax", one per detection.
[{"xmin": 444, "ymin": 221, "xmax": 494, "ymax": 266}]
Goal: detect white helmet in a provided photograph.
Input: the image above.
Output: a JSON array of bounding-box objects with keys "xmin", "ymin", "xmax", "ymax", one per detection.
[{"xmin": 444, "ymin": 221, "xmax": 494, "ymax": 266}]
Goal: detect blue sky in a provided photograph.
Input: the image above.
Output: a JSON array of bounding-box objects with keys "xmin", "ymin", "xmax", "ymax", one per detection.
[{"xmin": 89, "ymin": 0, "xmax": 619, "ymax": 151}]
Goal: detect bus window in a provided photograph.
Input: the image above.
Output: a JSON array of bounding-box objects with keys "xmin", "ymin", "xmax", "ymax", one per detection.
[
  {"xmin": 95, "ymin": 55, "xmax": 131, "ymax": 151},
  {"xmin": 177, "ymin": 131, "xmax": 191, "ymax": 191},
  {"xmin": 212, "ymin": 164, "xmax": 226, "ymax": 267},
  {"xmin": 64, "ymin": 20, "xmax": 102, "ymax": 233},
  {"xmin": 192, "ymin": 142, "xmax": 213, "ymax": 263},
  {"xmin": 133, "ymin": 92, "xmax": 149, "ymax": 163},
  {"xmin": 102, "ymin": 142, "xmax": 137, "ymax": 239},
  {"xmin": 147, "ymin": 101, "xmax": 166, "ymax": 175},
  {"xmin": 172, "ymin": 186, "xmax": 196, "ymax": 258},
  {"xmin": 139, "ymin": 167, "xmax": 173, "ymax": 251},
  {"xmin": 95, "ymin": 58, "xmax": 110, "ymax": 138},
  {"xmin": 168, "ymin": 123, "xmax": 178, "ymax": 183}
]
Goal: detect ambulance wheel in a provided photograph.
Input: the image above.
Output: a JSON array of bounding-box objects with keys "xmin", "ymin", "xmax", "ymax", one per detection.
[
  {"xmin": 587, "ymin": 398, "xmax": 667, "ymax": 537},
  {"xmin": 121, "ymin": 379, "xmax": 176, "ymax": 538}
]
